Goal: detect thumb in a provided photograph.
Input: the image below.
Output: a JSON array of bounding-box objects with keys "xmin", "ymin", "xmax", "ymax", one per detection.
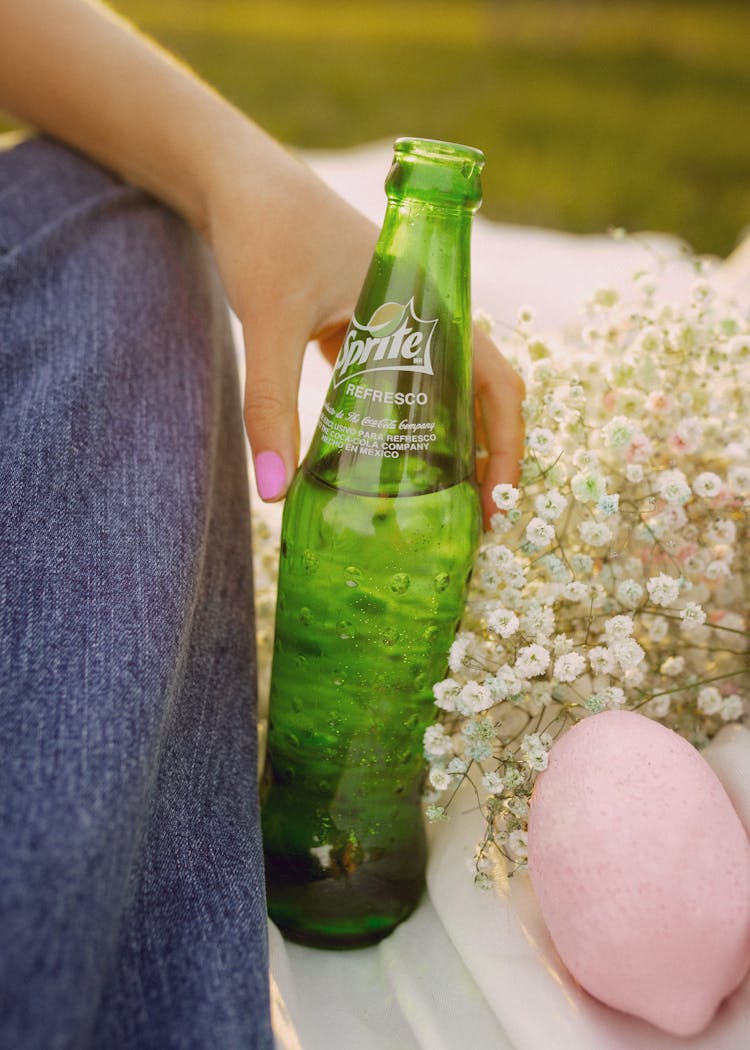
[{"xmin": 242, "ymin": 317, "xmax": 304, "ymax": 503}]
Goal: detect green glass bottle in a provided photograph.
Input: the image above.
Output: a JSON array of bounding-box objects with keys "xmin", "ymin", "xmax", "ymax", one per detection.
[{"xmin": 261, "ymin": 138, "xmax": 484, "ymax": 948}]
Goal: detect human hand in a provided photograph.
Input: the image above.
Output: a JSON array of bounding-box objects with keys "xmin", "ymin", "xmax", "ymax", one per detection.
[{"xmin": 205, "ymin": 133, "xmax": 523, "ymax": 526}]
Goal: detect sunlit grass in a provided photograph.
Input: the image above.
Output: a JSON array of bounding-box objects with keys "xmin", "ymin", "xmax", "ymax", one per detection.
[{"xmin": 4, "ymin": 1, "xmax": 748, "ymax": 254}]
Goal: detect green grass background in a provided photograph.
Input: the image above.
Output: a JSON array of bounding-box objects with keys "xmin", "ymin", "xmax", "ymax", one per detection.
[{"xmin": 11, "ymin": 1, "xmax": 750, "ymax": 255}]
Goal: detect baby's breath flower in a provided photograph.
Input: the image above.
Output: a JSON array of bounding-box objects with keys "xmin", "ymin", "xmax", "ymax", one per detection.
[
  {"xmin": 616, "ymin": 579, "xmax": 644, "ymax": 608},
  {"xmin": 571, "ymin": 553, "xmax": 593, "ymax": 574},
  {"xmin": 527, "ymin": 427, "xmax": 556, "ymax": 457},
  {"xmin": 503, "ymin": 766, "xmax": 526, "ymax": 792},
  {"xmin": 424, "ymin": 724, "xmax": 453, "ymax": 757},
  {"xmin": 527, "ymin": 339, "xmax": 550, "ymax": 361},
  {"xmin": 579, "ymin": 521, "xmax": 613, "ymax": 546},
  {"xmin": 540, "ymin": 554, "xmax": 571, "ymax": 583},
  {"xmin": 490, "ymin": 511, "xmax": 513, "ymax": 535},
  {"xmin": 520, "ymin": 603, "xmax": 555, "ymax": 640},
  {"xmin": 660, "ymin": 655, "xmax": 685, "ymax": 677},
  {"xmin": 534, "ymin": 488, "xmax": 567, "ymax": 521},
  {"xmin": 646, "ymin": 573, "xmax": 681, "ymax": 607},
  {"xmin": 571, "ymin": 470, "xmax": 608, "ymax": 503},
  {"xmin": 514, "ymin": 643, "xmax": 551, "ymax": 679},
  {"xmin": 705, "ymin": 559, "xmax": 731, "ymax": 581},
  {"xmin": 707, "ymin": 520, "xmax": 736, "ymax": 544},
  {"xmin": 656, "ymin": 469, "xmax": 691, "ymax": 505},
  {"xmin": 462, "ymin": 717, "xmax": 496, "ymax": 758},
  {"xmin": 728, "ymin": 465, "xmax": 750, "ymax": 495},
  {"xmin": 492, "ymin": 483, "xmax": 520, "ymax": 511},
  {"xmin": 588, "ymin": 645, "xmax": 615, "ymax": 675},
  {"xmin": 519, "ymin": 732, "xmax": 551, "ymax": 772},
  {"xmin": 637, "ymin": 325, "xmax": 662, "ymax": 353},
  {"xmin": 603, "ymin": 416, "xmax": 635, "ymax": 449},
  {"xmin": 553, "ymin": 651, "xmax": 587, "ymax": 683},
  {"xmin": 645, "ymin": 390, "xmax": 673, "ymax": 415},
  {"xmin": 486, "ymin": 666, "xmax": 523, "ymax": 702},
  {"xmin": 597, "ymin": 493, "xmax": 620, "ymax": 515},
  {"xmin": 525, "ymin": 516, "xmax": 555, "ymax": 547},
  {"xmin": 507, "ymin": 829, "xmax": 529, "ymax": 861},
  {"xmin": 416, "ymin": 247, "xmax": 750, "ymax": 887},
  {"xmin": 645, "ymin": 695, "xmax": 671, "ymax": 718},
  {"xmin": 429, "ymin": 768, "xmax": 453, "ymax": 791},
  {"xmin": 600, "ymin": 686, "xmax": 626, "ymax": 707},
  {"xmin": 457, "ymin": 681, "xmax": 494, "ymax": 715},
  {"xmin": 482, "ymin": 770, "xmax": 503, "ymax": 794},
  {"xmin": 680, "ymin": 602, "xmax": 707, "ymax": 631},
  {"xmin": 507, "ymin": 795, "xmax": 529, "ymax": 820},
  {"xmin": 425, "ymin": 804, "xmax": 449, "ymax": 823},
  {"xmin": 487, "ymin": 606, "xmax": 520, "ymax": 639},
  {"xmin": 604, "ymin": 614, "xmax": 635, "ymax": 641},
  {"xmin": 592, "ymin": 287, "xmax": 619, "ymax": 308},
  {"xmin": 670, "ymin": 417, "xmax": 703, "ymax": 455},
  {"xmin": 692, "ymin": 471, "xmax": 722, "ymax": 499},
  {"xmin": 585, "ymin": 694, "xmax": 607, "ymax": 713},
  {"xmin": 648, "ymin": 617, "xmax": 669, "ymax": 643},
  {"xmin": 573, "ymin": 448, "xmax": 598, "ymax": 470},
  {"xmin": 721, "ymin": 695, "xmax": 744, "ymax": 722},
  {"xmin": 561, "ymin": 581, "xmax": 589, "ymax": 603},
  {"xmin": 433, "ymin": 678, "xmax": 460, "ymax": 712},
  {"xmin": 697, "ymin": 686, "xmax": 723, "ymax": 715},
  {"xmin": 448, "ymin": 633, "xmax": 473, "ymax": 672},
  {"xmin": 609, "ymin": 637, "xmax": 645, "ymax": 670}
]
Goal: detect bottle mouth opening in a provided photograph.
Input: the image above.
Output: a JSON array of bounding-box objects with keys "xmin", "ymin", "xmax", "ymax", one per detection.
[{"xmin": 393, "ymin": 137, "xmax": 485, "ymax": 169}]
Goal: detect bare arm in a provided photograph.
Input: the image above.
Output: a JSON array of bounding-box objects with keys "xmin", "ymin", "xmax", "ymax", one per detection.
[{"xmin": 0, "ymin": 0, "xmax": 522, "ymax": 518}]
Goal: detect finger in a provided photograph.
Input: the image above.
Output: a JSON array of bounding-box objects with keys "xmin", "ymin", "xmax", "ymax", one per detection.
[
  {"xmin": 242, "ymin": 316, "xmax": 304, "ymax": 503},
  {"xmin": 473, "ymin": 325, "xmax": 526, "ymax": 527},
  {"xmin": 314, "ymin": 313, "xmax": 352, "ymax": 368}
]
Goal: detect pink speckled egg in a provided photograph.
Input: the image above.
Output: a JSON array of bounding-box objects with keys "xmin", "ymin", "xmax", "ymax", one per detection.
[{"xmin": 527, "ymin": 710, "xmax": 750, "ymax": 1036}]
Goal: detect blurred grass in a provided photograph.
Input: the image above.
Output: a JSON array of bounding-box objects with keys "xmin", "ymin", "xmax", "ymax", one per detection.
[{"xmin": 9, "ymin": 0, "xmax": 750, "ymax": 255}]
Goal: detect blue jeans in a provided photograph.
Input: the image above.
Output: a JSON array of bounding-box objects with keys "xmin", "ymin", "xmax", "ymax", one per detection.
[{"xmin": 0, "ymin": 137, "xmax": 273, "ymax": 1049}]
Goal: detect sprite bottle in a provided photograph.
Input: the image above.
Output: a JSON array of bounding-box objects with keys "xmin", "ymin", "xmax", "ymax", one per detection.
[{"xmin": 261, "ymin": 138, "xmax": 484, "ymax": 948}]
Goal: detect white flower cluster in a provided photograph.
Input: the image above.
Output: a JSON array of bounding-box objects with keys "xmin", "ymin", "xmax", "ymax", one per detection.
[{"xmin": 426, "ymin": 244, "xmax": 750, "ymax": 884}]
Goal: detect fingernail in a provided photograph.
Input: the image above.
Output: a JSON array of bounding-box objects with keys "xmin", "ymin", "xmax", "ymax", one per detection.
[{"xmin": 254, "ymin": 451, "xmax": 287, "ymax": 501}]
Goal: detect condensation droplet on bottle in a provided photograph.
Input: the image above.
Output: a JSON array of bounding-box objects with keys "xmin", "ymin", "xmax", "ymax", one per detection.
[
  {"xmin": 423, "ymin": 624, "xmax": 438, "ymax": 642},
  {"xmin": 382, "ymin": 626, "xmax": 398, "ymax": 646},
  {"xmin": 299, "ymin": 606, "xmax": 313, "ymax": 626},
  {"xmin": 302, "ymin": 549, "xmax": 318, "ymax": 574},
  {"xmin": 434, "ymin": 572, "xmax": 450, "ymax": 592},
  {"xmin": 337, "ymin": 619, "xmax": 353, "ymax": 639},
  {"xmin": 344, "ymin": 565, "xmax": 362, "ymax": 587},
  {"xmin": 390, "ymin": 572, "xmax": 410, "ymax": 594},
  {"xmin": 291, "ymin": 697, "xmax": 303, "ymax": 714}
]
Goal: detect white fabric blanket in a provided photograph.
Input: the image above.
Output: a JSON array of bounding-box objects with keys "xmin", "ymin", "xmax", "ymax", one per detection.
[{"xmin": 248, "ymin": 142, "xmax": 750, "ymax": 1050}]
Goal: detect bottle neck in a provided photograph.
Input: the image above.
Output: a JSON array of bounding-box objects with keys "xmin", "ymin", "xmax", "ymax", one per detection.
[{"xmin": 377, "ymin": 197, "xmax": 473, "ymax": 305}]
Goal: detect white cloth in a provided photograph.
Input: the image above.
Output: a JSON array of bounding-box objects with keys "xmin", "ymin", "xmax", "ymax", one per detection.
[{"xmin": 256, "ymin": 141, "xmax": 750, "ymax": 1050}]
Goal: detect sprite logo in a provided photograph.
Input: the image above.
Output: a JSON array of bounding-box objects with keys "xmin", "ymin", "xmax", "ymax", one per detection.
[{"xmin": 333, "ymin": 298, "xmax": 438, "ymax": 388}]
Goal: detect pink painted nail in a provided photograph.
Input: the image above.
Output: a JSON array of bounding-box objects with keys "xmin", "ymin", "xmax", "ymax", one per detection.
[{"xmin": 255, "ymin": 451, "xmax": 287, "ymax": 501}]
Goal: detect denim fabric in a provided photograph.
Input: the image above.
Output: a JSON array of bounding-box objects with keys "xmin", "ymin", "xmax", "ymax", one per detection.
[{"xmin": 0, "ymin": 137, "xmax": 272, "ymax": 1050}]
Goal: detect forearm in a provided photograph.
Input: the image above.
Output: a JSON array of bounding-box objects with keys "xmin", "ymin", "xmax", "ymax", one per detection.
[{"xmin": 0, "ymin": 0, "xmax": 295, "ymax": 234}]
